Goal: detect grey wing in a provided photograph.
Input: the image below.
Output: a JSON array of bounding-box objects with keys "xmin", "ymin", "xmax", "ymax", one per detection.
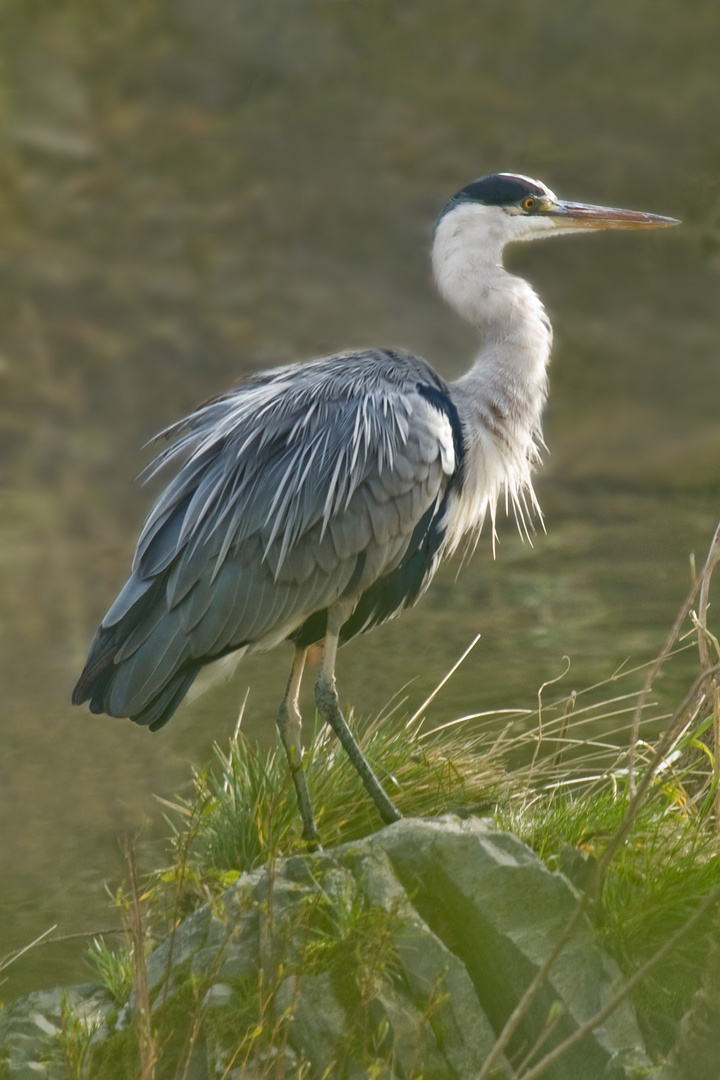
[{"xmin": 72, "ymin": 349, "xmax": 460, "ymax": 728}]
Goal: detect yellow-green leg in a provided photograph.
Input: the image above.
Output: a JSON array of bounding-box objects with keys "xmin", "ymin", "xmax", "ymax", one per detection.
[
  {"xmin": 314, "ymin": 604, "xmax": 402, "ymax": 827},
  {"xmin": 277, "ymin": 646, "xmax": 320, "ymax": 846}
]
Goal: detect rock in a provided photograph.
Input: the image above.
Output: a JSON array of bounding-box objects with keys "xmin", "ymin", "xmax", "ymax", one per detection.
[
  {"xmin": 0, "ymin": 984, "xmax": 112, "ymax": 1079},
  {"xmin": 660, "ymin": 914, "xmax": 720, "ymax": 1080},
  {"xmin": 338, "ymin": 843, "xmax": 503, "ymax": 1076},
  {"xmin": 0, "ymin": 816, "xmax": 654, "ymax": 1079},
  {"xmin": 371, "ymin": 816, "xmax": 650, "ymax": 1079},
  {"xmin": 275, "ymin": 971, "xmax": 350, "ymax": 1067}
]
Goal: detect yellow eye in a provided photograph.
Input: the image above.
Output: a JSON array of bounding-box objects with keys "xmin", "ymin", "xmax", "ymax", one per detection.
[{"xmin": 522, "ymin": 197, "xmax": 537, "ymax": 212}]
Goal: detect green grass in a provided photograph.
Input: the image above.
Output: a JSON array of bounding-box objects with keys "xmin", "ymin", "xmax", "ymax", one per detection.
[
  {"xmin": 149, "ymin": 700, "xmax": 516, "ymax": 920},
  {"xmin": 85, "ymin": 937, "xmax": 134, "ymax": 1006}
]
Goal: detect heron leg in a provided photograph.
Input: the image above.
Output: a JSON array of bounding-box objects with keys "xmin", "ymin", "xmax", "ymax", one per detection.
[
  {"xmin": 277, "ymin": 647, "xmax": 320, "ymax": 846},
  {"xmin": 315, "ymin": 608, "xmax": 402, "ymax": 827}
]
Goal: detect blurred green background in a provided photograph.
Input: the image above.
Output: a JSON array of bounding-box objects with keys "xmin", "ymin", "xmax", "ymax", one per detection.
[{"xmin": 1, "ymin": 0, "xmax": 719, "ymax": 996}]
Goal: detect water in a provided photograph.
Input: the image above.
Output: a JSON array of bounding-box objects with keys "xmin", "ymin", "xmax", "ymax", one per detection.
[{"xmin": 2, "ymin": 0, "xmax": 720, "ymax": 1001}]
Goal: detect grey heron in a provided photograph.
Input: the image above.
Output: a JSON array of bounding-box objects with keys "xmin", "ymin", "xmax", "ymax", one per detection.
[{"xmin": 73, "ymin": 173, "xmax": 678, "ymax": 843}]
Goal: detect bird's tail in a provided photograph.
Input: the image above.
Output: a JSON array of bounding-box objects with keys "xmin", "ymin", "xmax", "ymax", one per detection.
[{"xmin": 72, "ymin": 574, "xmax": 201, "ymax": 732}]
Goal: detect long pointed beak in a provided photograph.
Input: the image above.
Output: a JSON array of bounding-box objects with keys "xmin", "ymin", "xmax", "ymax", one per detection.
[{"xmin": 551, "ymin": 200, "xmax": 680, "ymax": 231}]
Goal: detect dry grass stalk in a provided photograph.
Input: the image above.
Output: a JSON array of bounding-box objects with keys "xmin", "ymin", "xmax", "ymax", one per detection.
[
  {"xmin": 478, "ymin": 657, "xmax": 720, "ymax": 1080},
  {"xmin": 0, "ymin": 924, "xmax": 57, "ymax": 982},
  {"xmin": 628, "ymin": 520, "xmax": 720, "ymax": 796},
  {"xmin": 123, "ymin": 842, "xmax": 157, "ymax": 1080},
  {"xmin": 517, "ymin": 882, "xmax": 720, "ymax": 1080},
  {"xmin": 694, "ymin": 527, "xmax": 720, "ymax": 826}
]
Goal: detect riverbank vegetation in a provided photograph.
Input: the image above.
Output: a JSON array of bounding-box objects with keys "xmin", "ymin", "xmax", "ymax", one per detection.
[{"xmin": 2, "ymin": 528, "xmax": 709, "ymax": 1078}]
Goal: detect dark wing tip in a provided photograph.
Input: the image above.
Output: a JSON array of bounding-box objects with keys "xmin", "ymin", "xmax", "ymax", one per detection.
[
  {"xmin": 71, "ymin": 628, "xmax": 119, "ymax": 707},
  {"xmin": 71, "ymin": 681, "xmax": 89, "ymax": 706},
  {"xmin": 133, "ymin": 666, "xmax": 200, "ymax": 731}
]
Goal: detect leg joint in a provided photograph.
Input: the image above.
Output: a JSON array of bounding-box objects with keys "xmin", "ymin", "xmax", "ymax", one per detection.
[{"xmin": 315, "ymin": 672, "xmax": 337, "ymax": 714}]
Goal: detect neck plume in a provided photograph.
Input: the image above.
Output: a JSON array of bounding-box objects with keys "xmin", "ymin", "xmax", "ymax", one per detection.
[{"xmin": 432, "ymin": 203, "xmax": 553, "ymax": 545}]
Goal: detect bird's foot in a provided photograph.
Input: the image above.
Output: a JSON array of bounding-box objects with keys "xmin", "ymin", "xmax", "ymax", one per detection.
[
  {"xmin": 289, "ymin": 766, "xmax": 321, "ymax": 847},
  {"xmin": 277, "ymin": 696, "xmax": 321, "ymax": 846}
]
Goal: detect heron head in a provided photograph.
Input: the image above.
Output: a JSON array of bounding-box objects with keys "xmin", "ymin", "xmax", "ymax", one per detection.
[{"xmin": 436, "ymin": 172, "xmax": 680, "ymax": 247}]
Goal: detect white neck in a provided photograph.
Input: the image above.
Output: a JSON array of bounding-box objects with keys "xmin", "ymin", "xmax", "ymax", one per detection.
[{"xmin": 432, "ymin": 203, "xmax": 553, "ymax": 544}]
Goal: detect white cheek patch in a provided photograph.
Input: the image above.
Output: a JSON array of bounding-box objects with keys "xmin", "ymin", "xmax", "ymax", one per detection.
[{"xmin": 512, "ymin": 215, "xmax": 565, "ymax": 242}]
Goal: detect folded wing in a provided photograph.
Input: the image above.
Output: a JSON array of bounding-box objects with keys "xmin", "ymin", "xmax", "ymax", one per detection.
[{"xmin": 72, "ymin": 349, "xmax": 463, "ymax": 729}]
